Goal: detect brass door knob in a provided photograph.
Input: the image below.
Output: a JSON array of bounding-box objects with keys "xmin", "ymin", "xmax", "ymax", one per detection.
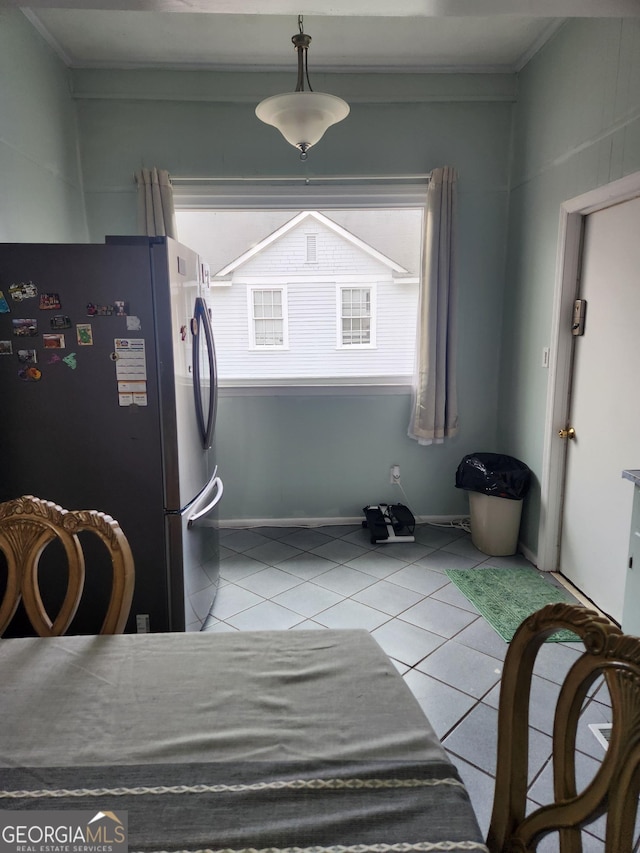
[{"xmin": 558, "ymin": 427, "xmax": 576, "ymax": 440}]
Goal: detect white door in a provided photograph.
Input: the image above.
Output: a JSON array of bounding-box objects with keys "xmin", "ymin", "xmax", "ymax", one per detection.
[{"xmin": 559, "ymin": 195, "xmax": 640, "ymax": 623}]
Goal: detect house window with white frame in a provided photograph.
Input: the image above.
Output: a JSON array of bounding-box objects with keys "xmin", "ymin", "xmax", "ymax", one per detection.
[
  {"xmin": 248, "ymin": 287, "xmax": 288, "ymax": 349},
  {"xmin": 339, "ymin": 286, "xmax": 375, "ymax": 348},
  {"xmin": 176, "ymin": 204, "xmax": 422, "ymax": 387}
]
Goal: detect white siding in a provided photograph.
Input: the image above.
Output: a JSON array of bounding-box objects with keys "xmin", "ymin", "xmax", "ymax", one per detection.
[
  {"xmin": 236, "ymin": 219, "xmax": 388, "ymax": 278},
  {"xmin": 206, "ymin": 216, "xmax": 418, "ymax": 382}
]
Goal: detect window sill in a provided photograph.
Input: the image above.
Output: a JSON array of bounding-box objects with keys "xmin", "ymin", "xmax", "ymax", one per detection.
[
  {"xmin": 336, "ymin": 344, "xmax": 377, "ymax": 351},
  {"xmin": 219, "ymin": 378, "xmax": 413, "ymax": 397}
]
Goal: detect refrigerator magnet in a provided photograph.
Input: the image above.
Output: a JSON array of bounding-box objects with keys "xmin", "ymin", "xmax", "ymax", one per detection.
[
  {"xmin": 17, "ymin": 349, "xmax": 37, "ymax": 364},
  {"xmin": 126, "ymin": 316, "xmax": 141, "ymax": 331},
  {"xmin": 47, "ymin": 353, "xmax": 62, "ymax": 365},
  {"xmin": 0, "ymin": 291, "xmax": 10, "ymax": 313},
  {"xmin": 9, "ymin": 281, "xmax": 37, "ymax": 302},
  {"xmin": 50, "ymin": 315, "xmax": 71, "ymax": 330},
  {"xmin": 63, "ymin": 353, "xmax": 77, "ymax": 370},
  {"xmin": 0, "ymin": 341, "xmax": 13, "ymax": 355},
  {"xmin": 43, "ymin": 333, "xmax": 66, "ymax": 349},
  {"xmin": 12, "ymin": 318, "xmax": 37, "ymax": 337},
  {"xmin": 39, "ymin": 293, "xmax": 61, "ymax": 310},
  {"xmin": 76, "ymin": 324, "xmax": 93, "ymax": 346},
  {"xmin": 18, "ymin": 365, "xmax": 42, "ymax": 382},
  {"xmin": 87, "ymin": 303, "xmax": 114, "ymax": 317},
  {"xmin": 114, "ymin": 301, "xmax": 129, "ymax": 317}
]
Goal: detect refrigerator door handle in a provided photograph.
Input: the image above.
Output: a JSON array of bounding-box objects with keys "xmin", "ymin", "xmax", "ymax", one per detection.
[
  {"xmin": 188, "ymin": 474, "xmax": 224, "ymax": 528},
  {"xmin": 191, "ymin": 296, "xmax": 217, "ymax": 450}
]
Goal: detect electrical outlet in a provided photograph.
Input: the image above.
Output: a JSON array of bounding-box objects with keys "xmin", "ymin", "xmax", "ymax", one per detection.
[
  {"xmin": 390, "ymin": 465, "xmax": 401, "ymax": 484},
  {"xmin": 136, "ymin": 614, "xmax": 150, "ymax": 633}
]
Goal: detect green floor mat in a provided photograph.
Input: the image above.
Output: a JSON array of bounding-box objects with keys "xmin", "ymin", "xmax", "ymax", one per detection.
[{"xmin": 445, "ymin": 565, "xmax": 581, "ymax": 642}]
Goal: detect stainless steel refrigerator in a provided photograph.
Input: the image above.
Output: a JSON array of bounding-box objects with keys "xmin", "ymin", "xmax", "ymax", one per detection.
[{"xmin": 0, "ymin": 235, "xmax": 222, "ymax": 633}]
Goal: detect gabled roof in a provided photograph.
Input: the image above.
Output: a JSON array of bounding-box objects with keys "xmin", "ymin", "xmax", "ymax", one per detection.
[{"xmin": 214, "ymin": 210, "xmax": 409, "ymax": 277}]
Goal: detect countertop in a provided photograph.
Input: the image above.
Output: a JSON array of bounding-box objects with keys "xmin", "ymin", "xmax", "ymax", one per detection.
[{"xmin": 622, "ymin": 470, "xmax": 640, "ymax": 486}]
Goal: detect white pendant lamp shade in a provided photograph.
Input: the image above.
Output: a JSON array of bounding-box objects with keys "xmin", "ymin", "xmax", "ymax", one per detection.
[
  {"xmin": 255, "ymin": 15, "xmax": 350, "ymax": 160},
  {"xmin": 255, "ymin": 91, "xmax": 350, "ymax": 156}
]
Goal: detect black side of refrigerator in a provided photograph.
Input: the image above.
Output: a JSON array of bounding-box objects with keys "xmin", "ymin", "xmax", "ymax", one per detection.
[{"xmin": 0, "ymin": 242, "xmax": 171, "ymax": 634}]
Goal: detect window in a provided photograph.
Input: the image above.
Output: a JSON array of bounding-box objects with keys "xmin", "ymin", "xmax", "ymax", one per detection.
[
  {"xmin": 175, "ymin": 201, "xmax": 423, "ymax": 389},
  {"xmin": 338, "ymin": 286, "xmax": 375, "ymax": 348},
  {"xmin": 306, "ymin": 234, "xmax": 317, "ymax": 263},
  {"xmin": 248, "ymin": 287, "xmax": 288, "ymax": 349}
]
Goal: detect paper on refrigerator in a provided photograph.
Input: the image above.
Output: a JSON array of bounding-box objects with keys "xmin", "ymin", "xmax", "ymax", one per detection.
[{"xmin": 114, "ymin": 337, "xmax": 148, "ymax": 406}]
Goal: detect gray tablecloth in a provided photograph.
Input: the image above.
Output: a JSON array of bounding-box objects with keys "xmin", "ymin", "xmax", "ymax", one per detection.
[{"xmin": 0, "ymin": 629, "xmax": 487, "ymax": 851}]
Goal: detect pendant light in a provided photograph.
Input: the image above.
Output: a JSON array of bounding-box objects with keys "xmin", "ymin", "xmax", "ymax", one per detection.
[{"xmin": 255, "ymin": 15, "xmax": 350, "ymax": 161}]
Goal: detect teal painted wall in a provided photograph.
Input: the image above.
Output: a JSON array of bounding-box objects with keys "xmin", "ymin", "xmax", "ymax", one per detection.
[
  {"xmin": 498, "ymin": 19, "xmax": 640, "ymax": 556},
  {"xmin": 0, "ymin": 10, "xmax": 87, "ymax": 242},
  {"xmin": 72, "ymin": 70, "xmax": 515, "ymax": 242},
  {"xmin": 216, "ymin": 393, "xmax": 469, "ymax": 521},
  {"xmin": 13, "ymin": 14, "xmax": 639, "ymax": 529},
  {"xmin": 70, "ymin": 69, "xmax": 514, "ymax": 520}
]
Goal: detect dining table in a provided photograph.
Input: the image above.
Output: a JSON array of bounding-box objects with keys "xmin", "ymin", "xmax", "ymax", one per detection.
[{"xmin": 0, "ymin": 628, "xmax": 487, "ymax": 852}]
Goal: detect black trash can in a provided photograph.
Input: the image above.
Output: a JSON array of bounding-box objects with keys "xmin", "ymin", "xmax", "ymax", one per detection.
[{"xmin": 455, "ymin": 453, "xmax": 531, "ymax": 556}]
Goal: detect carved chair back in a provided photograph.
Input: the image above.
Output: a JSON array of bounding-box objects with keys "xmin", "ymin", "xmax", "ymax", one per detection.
[
  {"xmin": 487, "ymin": 602, "xmax": 640, "ymax": 852},
  {"xmin": 0, "ymin": 495, "xmax": 134, "ymax": 636}
]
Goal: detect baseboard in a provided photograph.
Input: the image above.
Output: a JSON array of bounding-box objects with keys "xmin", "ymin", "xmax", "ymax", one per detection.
[
  {"xmin": 550, "ymin": 572, "xmax": 619, "ymax": 626},
  {"xmin": 217, "ymin": 516, "xmax": 362, "ymax": 529},
  {"xmin": 415, "ymin": 514, "xmax": 470, "ymax": 526},
  {"xmin": 518, "ymin": 539, "xmax": 617, "ymax": 624},
  {"xmin": 217, "ymin": 514, "xmax": 470, "ymax": 530},
  {"xmin": 519, "ymin": 540, "xmax": 538, "ymax": 567}
]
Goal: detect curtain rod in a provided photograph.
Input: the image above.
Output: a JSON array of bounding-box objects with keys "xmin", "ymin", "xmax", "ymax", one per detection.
[{"xmin": 170, "ymin": 174, "xmax": 431, "ymax": 184}]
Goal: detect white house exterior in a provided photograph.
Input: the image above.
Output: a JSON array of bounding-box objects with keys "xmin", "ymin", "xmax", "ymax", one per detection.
[{"xmin": 206, "ymin": 210, "xmax": 419, "ymax": 385}]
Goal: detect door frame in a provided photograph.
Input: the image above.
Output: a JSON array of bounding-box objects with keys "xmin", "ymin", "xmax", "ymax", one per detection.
[{"xmin": 537, "ymin": 171, "xmax": 640, "ymax": 572}]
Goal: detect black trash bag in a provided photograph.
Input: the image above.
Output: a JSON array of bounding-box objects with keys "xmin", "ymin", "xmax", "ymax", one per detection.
[{"xmin": 455, "ymin": 452, "xmax": 531, "ymax": 500}]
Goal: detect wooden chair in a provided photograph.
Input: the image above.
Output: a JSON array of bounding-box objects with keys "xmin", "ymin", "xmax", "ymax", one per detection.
[
  {"xmin": 487, "ymin": 602, "xmax": 640, "ymax": 852},
  {"xmin": 0, "ymin": 495, "xmax": 134, "ymax": 636}
]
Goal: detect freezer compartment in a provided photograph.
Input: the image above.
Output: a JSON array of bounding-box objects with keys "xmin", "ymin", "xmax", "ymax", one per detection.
[{"xmin": 166, "ymin": 472, "xmax": 223, "ymax": 631}]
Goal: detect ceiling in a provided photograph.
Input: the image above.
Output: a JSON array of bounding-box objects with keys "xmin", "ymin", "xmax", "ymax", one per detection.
[{"xmin": 15, "ymin": 0, "xmax": 640, "ymax": 74}]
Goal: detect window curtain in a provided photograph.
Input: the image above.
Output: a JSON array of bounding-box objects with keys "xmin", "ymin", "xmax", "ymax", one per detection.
[
  {"xmin": 408, "ymin": 166, "xmax": 459, "ymax": 445},
  {"xmin": 135, "ymin": 168, "xmax": 177, "ymax": 239}
]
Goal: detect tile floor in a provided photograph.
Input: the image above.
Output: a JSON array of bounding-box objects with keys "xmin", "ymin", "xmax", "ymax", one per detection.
[{"xmin": 199, "ymin": 521, "xmax": 612, "ymax": 850}]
